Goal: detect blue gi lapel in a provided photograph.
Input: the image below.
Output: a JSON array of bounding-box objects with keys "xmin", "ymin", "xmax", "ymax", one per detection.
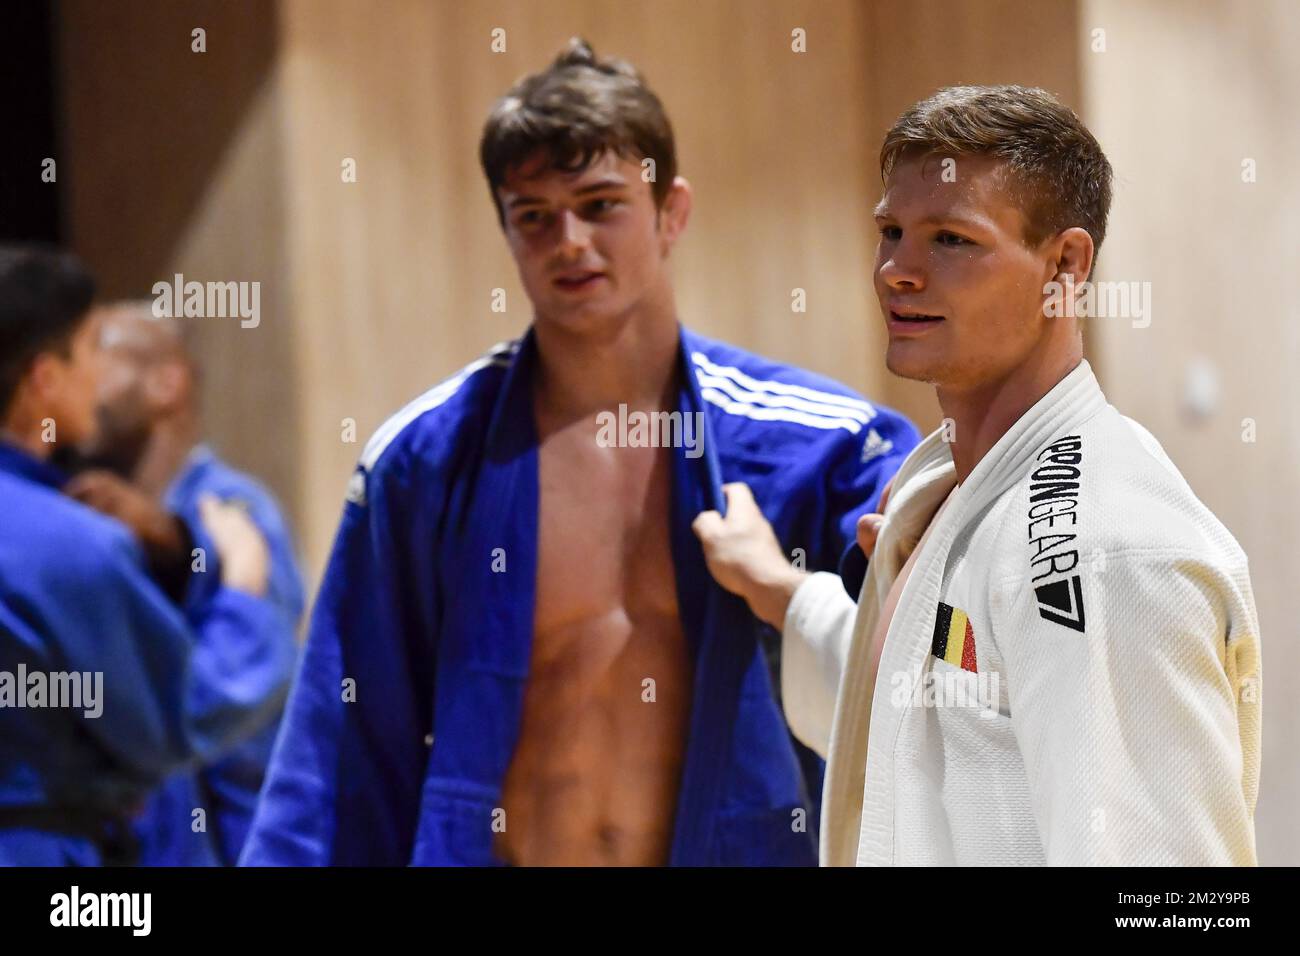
[
  {"xmin": 667, "ymin": 327, "xmax": 754, "ymax": 865},
  {"xmin": 440, "ymin": 327, "xmax": 752, "ymax": 863},
  {"xmin": 445, "ymin": 332, "xmax": 541, "ymax": 785}
]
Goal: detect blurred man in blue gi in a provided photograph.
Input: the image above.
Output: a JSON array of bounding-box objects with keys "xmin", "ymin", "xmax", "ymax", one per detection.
[
  {"xmin": 0, "ymin": 245, "xmax": 296, "ymax": 866},
  {"xmin": 63, "ymin": 302, "xmax": 305, "ymax": 865},
  {"xmin": 243, "ymin": 38, "xmax": 919, "ymax": 866}
]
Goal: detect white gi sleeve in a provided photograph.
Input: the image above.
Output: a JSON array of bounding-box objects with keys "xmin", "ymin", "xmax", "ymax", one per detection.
[
  {"xmin": 994, "ymin": 550, "xmax": 1262, "ymax": 865},
  {"xmin": 781, "ymin": 571, "xmax": 858, "ymax": 758}
]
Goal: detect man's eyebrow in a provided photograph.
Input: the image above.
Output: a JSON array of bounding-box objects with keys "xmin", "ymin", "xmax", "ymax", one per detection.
[
  {"xmin": 873, "ymin": 208, "xmax": 993, "ymax": 230},
  {"xmin": 505, "ymin": 176, "xmax": 628, "ymax": 209},
  {"xmin": 572, "ymin": 176, "xmax": 628, "ymax": 195}
]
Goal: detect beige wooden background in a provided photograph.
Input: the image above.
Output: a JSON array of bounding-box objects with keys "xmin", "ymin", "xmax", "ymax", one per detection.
[{"xmin": 58, "ymin": 0, "xmax": 1298, "ymax": 863}]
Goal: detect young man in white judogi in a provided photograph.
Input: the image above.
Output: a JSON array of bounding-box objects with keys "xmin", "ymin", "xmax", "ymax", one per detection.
[{"xmin": 693, "ymin": 86, "xmax": 1261, "ymax": 866}]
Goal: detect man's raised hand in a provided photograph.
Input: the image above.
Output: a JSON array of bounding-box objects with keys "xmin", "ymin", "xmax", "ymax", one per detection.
[{"xmin": 692, "ymin": 482, "xmax": 806, "ymax": 629}]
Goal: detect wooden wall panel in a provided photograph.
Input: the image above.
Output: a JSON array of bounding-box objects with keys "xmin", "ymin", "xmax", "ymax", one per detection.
[
  {"xmin": 1083, "ymin": 0, "xmax": 1300, "ymax": 865},
  {"xmin": 58, "ymin": 0, "xmax": 302, "ymax": 565}
]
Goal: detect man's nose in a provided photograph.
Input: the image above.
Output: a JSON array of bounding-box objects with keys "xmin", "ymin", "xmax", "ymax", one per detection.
[
  {"xmin": 877, "ymin": 239, "xmax": 926, "ymax": 291},
  {"xmin": 556, "ymin": 208, "xmax": 593, "ymax": 257}
]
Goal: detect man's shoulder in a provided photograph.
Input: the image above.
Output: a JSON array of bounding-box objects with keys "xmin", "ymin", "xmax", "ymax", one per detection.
[
  {"xmin": 684, "ymin": 329, "xmax": 918, "ymax": 454},
  {"xmin": 976, "ymin": 408, "xmax": 1252, "ymax": 641},
  {"xmin": 0, "ymin": 472, "xmax": 139, "ymax": 586},
  {"xmin": 1016, "ymin": 406, "xmax": 1248, "ymax": 570},
  {"xmin": 686, "ymin": 331, "xmax": 872, "ymax": 406},
  {"xmin": 180, "ymin": 451, "xmax": 282, "ymax": 515},
  {"xmin": 357, "ymin": 339, "xmax": 517, "ymax": 483}
]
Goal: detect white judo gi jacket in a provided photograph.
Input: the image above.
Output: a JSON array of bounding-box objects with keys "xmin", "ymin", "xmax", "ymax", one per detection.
[{"xmin": 782, "ymin": 360, "xmax": 1261, "ymax": 866}]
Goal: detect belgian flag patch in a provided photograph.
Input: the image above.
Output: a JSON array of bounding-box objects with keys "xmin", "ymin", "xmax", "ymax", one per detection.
[{"xmin": 931, "ymin": 602, "xmax": 978, "ymax": 673}]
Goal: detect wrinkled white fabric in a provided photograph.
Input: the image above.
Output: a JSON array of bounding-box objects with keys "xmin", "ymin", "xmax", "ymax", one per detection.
[{"xmin": 783, "ymin": 360, "xmax": 1261, "ymax": 866}]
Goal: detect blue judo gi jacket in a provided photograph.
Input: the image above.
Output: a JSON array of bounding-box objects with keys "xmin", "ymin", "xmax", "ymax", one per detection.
[
  {"xmin": 242, "ymin": 327, "xmax": 918, "ymax": 866},
  {"xmin": 134, "ymin": 446, "xmax": 305, "ymax": 866},
  {"xmin": 0, "ymin": 441, "xmax": 297, "ymax": 866}
]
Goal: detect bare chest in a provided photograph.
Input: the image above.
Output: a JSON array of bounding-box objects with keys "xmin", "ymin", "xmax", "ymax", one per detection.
[{"xmin": 532, "ymin": 420, "xmax": 681, "ymax": 645}]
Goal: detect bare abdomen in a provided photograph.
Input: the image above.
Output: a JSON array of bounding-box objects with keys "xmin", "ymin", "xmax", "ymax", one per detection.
[{"xmin": 495, "ymin": 610, "xmax": 692, "ymax": 866}]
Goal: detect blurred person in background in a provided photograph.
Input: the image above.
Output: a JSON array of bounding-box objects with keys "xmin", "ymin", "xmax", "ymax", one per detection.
[
  {"xmin": 60, "ymin": 301, "xmax": 305, "ymax": 866},
  {"xmin": 0, "ymin": 245, "xmax": 295, "ymax": 866}
]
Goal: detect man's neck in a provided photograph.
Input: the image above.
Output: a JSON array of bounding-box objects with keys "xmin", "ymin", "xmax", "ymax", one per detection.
[
  {"xmin": 936, "ymin": 345, "xmax": 1083, "ymax": 484},
  {"xmin": 0, "ymin": 412, "xmax": 53, "ymax": 460},
  {"xmin": 532, "ymin": 299, "xmax": 682, "ymax": 422},
  {"xmin": 131, "ymin": 415, "xmax": 200, "ymax": 498}
]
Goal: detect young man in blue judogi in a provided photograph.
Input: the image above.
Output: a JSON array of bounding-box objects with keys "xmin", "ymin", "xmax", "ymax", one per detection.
[{"xmin": 243, "ymin": 39, "xmax": 918, "ymax": 866}]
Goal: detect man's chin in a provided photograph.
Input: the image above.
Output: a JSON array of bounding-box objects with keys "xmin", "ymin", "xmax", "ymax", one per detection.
[
  {"xmin": 536, "ymin": 299, "xmax": 626, "ymax": 334},
  {"xmin": 885, "ymin": 342, "xmax": 947, "ymax": 384}
]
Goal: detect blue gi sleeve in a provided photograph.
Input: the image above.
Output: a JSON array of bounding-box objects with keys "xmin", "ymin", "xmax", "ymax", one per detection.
[
  {"xmin": 240, "ymin": 450, "xmax": 438, "ymax": 866},
  {"xmin": 41, "ymin": 521, "xmax": 294, "ymax": 782},
  {"xmin": 826, "ymin": 410, "xmax": 921, "ymax": 597},
  {"xmin": 180, "ymin": 517, "xmax": 224, "ymax": 611}
]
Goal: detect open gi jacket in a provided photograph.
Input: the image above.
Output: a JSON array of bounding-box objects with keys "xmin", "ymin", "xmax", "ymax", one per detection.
[{"xmin": 242, "ymin": 326, "xmax": 919, "ymax": 866}]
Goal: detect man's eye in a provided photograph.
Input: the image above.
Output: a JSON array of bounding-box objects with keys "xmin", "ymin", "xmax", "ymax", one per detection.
[
  {"xmin": 585, "ymin": 198, "xmax": 619, "ymax": 217},
  {"xmin": 515, "ymin": 210, "xmax": 546, "ymax": 228},
  {"xmin": 936, "ymin": 231, "xmax": 969, "ymax": 246},
  {"xmin": 879, "ymin": 225, "xmax": 902, "ymax": 241}
]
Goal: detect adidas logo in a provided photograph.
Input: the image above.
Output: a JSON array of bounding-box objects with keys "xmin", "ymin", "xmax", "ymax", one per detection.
[{"xmin": 861, "ymin": 428, "xmax": 894, "ymax": 464}]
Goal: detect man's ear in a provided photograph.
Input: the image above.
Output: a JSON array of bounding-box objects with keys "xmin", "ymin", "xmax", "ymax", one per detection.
[
  {"xmin": 25, "ymin": 352, "xmax": 64, "ymax": 403},
  {"xmin": 657, "ymin": 175, "xmax": 693, "ymax": 256},
  {"xmin": 1049, "ymin": 226, "xmax": 1096, "ymax": 287}
]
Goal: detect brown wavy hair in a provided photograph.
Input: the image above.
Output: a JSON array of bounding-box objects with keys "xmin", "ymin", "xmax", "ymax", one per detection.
[
  {"xmin": 881, "ymin": 85, "xmax": 1113, "ymax": 253},
  {"xmin": 479, "ymin": 37, "xmax": 677, "ymax": 227}
]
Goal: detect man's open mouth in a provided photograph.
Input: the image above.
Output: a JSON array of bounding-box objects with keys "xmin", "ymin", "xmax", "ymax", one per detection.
[{"xmin": 890, "ymin": 310, "xmax": 944, "ymax": 323}]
